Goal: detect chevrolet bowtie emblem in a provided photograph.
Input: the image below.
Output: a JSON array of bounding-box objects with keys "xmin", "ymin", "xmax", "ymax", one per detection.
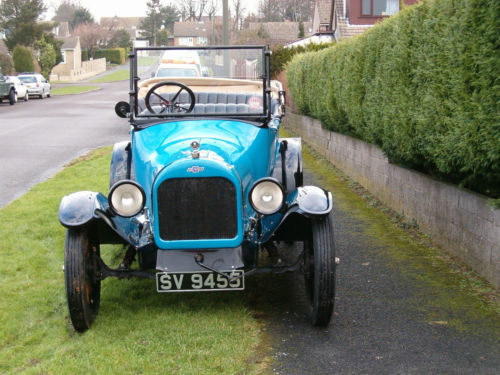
[{"xmin": 187, "ymin": 166, "xmax": 204, "ymax": 173}]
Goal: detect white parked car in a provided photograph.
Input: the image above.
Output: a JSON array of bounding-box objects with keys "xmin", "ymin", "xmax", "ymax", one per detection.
[
  {"xmin": 6, "ymin": 76, "xmax": 29, "ymax": 102},
  {"xmin": 17, "ymin": 73, "xmax": 51, "ymax": 99}
]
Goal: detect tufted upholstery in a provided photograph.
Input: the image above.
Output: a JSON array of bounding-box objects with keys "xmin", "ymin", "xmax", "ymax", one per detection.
[{"xmin": 138, "ymin": 92, "xmax": 279, "ymax": 115}]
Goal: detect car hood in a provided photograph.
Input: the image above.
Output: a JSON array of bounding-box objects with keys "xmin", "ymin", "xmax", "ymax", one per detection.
[{"xmin": 132, "ymin": 119, "xmax": 277, "ymax": 197}]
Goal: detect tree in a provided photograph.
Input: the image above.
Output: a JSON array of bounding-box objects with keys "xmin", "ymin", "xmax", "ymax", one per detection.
[
  {"xmin": 12, "ymin": 45, "xmax": 34, "ymax": 72},
  {"xmin": 73, "ymin": 23, "xmax": 108, "ymax": 58},
  {"xmin": 0, "ymin": 53, "xmax": 14, "ymax": 75},
  {"xmin": 43, "ymin": 32, "xmax": 64, "ymax": 65},
  {"xmin": 177, "ymin": 0, "xmax": 199, "ymax": 21},
  {"xmin": 232, "ymin": 0, "xmax": 244, "ymax": 30},
  {"xmin": 53, "ymin": 0, "xmax": 79, "ymax": 23},
  {"xmin": 140, "ymin": 1, "xmax": 161, "ymax": 45},
  {"xmin": 0, "ymin": 0, "xmax": 50, "ymax": 50},
  {"xmin": 283, "ymin": 0, "xmax": 315, "ymax": 22},
  {"xmin": 205, "ymin": 0, "xmax": 217, "ymax": 20},
  {"xmin": 258, "ymin": 0, "xmax": 281, "ymax": 22},
  {"xmin": 35, "ymin": 36, "xmax": 56, "ymax": 78},
  {"xmin": 159, "ymin": 5, "xmax": 180, "ymax": 33},
  {"xmin": 108, "ymin": 29, "xmax": 132, "ymax": 49},
  {"xmin": 298, "ymin": 21, "xmax": 304, "ymax": 37},
  {"xmin": 70, "ymin": 7, "xmax": 94, "ymax": 29},
  {"xmin": 140, "ymin": 1, "xmax": 180, "ymax": 45}
]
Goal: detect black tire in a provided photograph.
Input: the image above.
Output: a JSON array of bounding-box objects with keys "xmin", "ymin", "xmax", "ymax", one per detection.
[
  {"xmin": 39, "ymin": 90, "xmax": 44, "ymax": 99},
  {"xmin": 64, "ymin": 227, "xmax": 101, "ymax": 332},
  {"xmin": 24, "ymin": 93, "xmax": 29, "ymax": 102},
  {"xmin": 9, "ymin": 89, "xmax": 16, "ymax": 105},
  {"xmin": 304, "ymin": 213, "xmax": 336, "ymax": 327}
]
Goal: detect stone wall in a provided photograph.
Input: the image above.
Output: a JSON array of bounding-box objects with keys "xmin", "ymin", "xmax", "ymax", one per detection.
[
  {"xmin": 284, "ymin": 110, "xmax": 500, "ymax": 287},
  {"xmin": 50, "ymin": 58, "xmax": 106, "ymax": 82}
]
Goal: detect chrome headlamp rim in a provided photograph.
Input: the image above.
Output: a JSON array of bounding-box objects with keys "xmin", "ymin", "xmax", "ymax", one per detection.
[
  {"xmin": 108, "ymin": 180, "xmax": 146, "ymax": 218},
  {"xmin": 249, "ymin": 177, "xmax": 285, "ymax": 215}
]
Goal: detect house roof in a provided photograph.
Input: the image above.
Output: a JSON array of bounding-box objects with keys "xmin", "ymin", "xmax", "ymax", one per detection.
[
  {"xmin": 55, "ymin": 21, "xmax": 70, "ymax": 38},
  {"xmin": 61, "ymin": 36, "xmax": 79, "ymax": 50},
  {"xmin": 174, "ymin": 22, "xmax": 209, "ymax": 37},
  {"xmin": 100, "ymin": 17, "xmax": 144, "ymax": 29},
  {"xmin": 248, "ymin": 22, "xmax": 312, "ymax": 45}
]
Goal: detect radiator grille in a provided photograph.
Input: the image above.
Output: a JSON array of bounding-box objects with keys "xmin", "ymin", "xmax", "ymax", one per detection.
[{"xmin": 157, "ymin": 177, "xmax": 237, "ymax": 240}]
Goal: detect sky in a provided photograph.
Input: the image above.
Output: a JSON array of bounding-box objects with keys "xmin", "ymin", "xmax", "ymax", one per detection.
[{"xmin": 44, "ymin": 0, "xmax": 260, "ymax": 21}]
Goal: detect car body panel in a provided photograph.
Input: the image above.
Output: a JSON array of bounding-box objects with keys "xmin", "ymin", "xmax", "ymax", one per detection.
[
  {"xmin": 0, "ymin": 69, "xmax": 15, "ymax": 102},
  {"xmin": 6, "ymin": 76, "xmax": 28, "ymax": 100},
  {"xmin": 59, "ymin": 45, "xmax": 333, "ymax": 273},
  {"xmin": 17, "ymin": 73, "xmax": 51, "ymax": 97}
]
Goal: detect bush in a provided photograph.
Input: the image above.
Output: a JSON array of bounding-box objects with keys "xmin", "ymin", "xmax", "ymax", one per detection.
[
  {"xmin": 270, "ymin": 42, "xmax": 334, "ymax": 78},
  {"xmin": 35, "ymin": 37, "xmax": 56, "ymax": 79},
  {"xmin": 12, "ymin": 45, "xmax": 34, "ymax": 73},
  {"xmin": 286, "ymin": 0, "xmax": 500, "ymax": 198},
  {"xmin": 0, "ymin": 53, "xmax": 14, "ymax": 75},
  {"xmin": 93, "ymin": 48, "xmax": 126, "ymax": 65},
  {"xmin": 81, "ymin": 49, "xmax": 89, "ymax": 62}
]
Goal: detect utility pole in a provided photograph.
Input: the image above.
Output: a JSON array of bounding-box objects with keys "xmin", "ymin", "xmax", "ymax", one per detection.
[
  {"xmin": 222, "ymin": 0, "xmax": 229, "ymax": 76},
  {"xmin": 222, "ymin": 0, "xmax": 229, "ymax": 45}
]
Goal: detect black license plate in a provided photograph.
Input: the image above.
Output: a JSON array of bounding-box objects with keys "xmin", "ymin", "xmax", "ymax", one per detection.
[{"xmin": 156, "ymin": 270, "xmax": 244, "ymax": 292}]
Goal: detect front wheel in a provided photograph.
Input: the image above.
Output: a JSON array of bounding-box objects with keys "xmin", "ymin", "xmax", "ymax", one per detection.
[
  {"xmin": 9, "ymin": 89, "xmax": 16, "ymax": 105},
  {"xmin": 64, "ymin": 227, "xmax": 101, "ymax": 332},
  {"xmin": 304, "ymin": 213, "xmax": 336, "ymax": 327}
]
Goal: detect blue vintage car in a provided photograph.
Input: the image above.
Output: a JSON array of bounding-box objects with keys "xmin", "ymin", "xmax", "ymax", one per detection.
[{"xmin": 59, "ymin": 46, "xmax": 336, "ymax": 332}]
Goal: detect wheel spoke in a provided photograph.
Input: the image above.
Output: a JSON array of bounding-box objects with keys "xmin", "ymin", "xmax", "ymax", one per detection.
[
  {"xmin": 170, "ymin": 87, "xmax": 183, "ymax": 103},
  {"xmin": 152, "ymin": 91, "xmax": 168, "ymax": 105}
]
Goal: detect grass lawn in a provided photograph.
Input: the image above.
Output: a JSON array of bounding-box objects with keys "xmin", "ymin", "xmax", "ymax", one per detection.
[
  {"xmin": 90, "ymin": 70, "xmax": 129, "ymax": 83},
  {"xmin": 138, "ymin": 56, "xmax": 159, "ymax": 66},
  {"xmin": 51, "ymin": 86, "xmax": 100, "ymax": 96},
  {"xmin": 0, "ymin": 148, "xmax": 264, "ymax": 374}
]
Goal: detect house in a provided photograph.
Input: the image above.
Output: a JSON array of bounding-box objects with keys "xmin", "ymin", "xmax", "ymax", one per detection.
[
  {"xmin": 173, "ymin": 22, "xmax": 210, "ymax": 46},
  {"xmin": 53, "ymin": 21, "xmax": 70, "ymax": 38},
  {"xmin": 288, "ymin": 0, "xmax": 417, "ymax": 47},
  {"xmin": 52, "ymin": 36, "xmax": 81, "ymax": 77},
  {"xmin": 100, "ymin": 17, "xmax": 145, "ymax": 40},
  {"xmin": 50, "ymin": 36, "xmax": 106, "ymax": 81},
  {"xmin": 247, "ymin": 22, "xmax": 312, "ymax": 46}
]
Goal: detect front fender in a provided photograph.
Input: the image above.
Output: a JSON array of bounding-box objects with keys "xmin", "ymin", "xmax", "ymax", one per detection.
[
  {"xmin": 258, "ymin": 186, "xmax": 333, "ymax": 243},
  {"xmin": 293, "ymin": 185, "xmax": 333, "ymax": 215},
  {"xmin": 58, "ymin": 191, "xmax": 152, "ymax": 248},
  {"xmin": 58, "ymin": 191, "xmax": 99, "ymax": 227}
]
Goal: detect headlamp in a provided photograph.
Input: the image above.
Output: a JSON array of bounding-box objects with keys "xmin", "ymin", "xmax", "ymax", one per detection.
[
  {"xmin": 109, "ymin": 180, "xmax": 146, "ymax": 217},
  {"xmin": 249, "ymin": 178, "xmax": 284, "ymax": 215}
]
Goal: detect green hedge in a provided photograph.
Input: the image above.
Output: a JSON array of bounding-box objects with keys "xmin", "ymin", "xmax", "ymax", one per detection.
[
  {"xmin": 270, "ymin": 42, "xmax": 334, "ymax": 78},
  {"xmin": 93, "ymin": 48, "xmax": 126, "ymax": 65},
  {"xmin": 287, "ymin": 0, "xmax": 500, "ymax": 198}
]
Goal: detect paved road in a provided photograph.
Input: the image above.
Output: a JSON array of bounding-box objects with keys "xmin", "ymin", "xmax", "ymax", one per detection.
[{"xmin": 0, "ymin": 81, "xmax": 130, "ymax": 208}]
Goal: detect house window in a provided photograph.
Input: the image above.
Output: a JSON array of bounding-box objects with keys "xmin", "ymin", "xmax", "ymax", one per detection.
[
  {"xmin": 178, "ymin": 37, "xmax": 194, "ymax": 46},
  {"xmin": 61, "ymin": 50, "xmax": 66, "ymax": 64},
  {"xmin": 362, "ymin": 0, "xmax": 399, "ymax": 16}
]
